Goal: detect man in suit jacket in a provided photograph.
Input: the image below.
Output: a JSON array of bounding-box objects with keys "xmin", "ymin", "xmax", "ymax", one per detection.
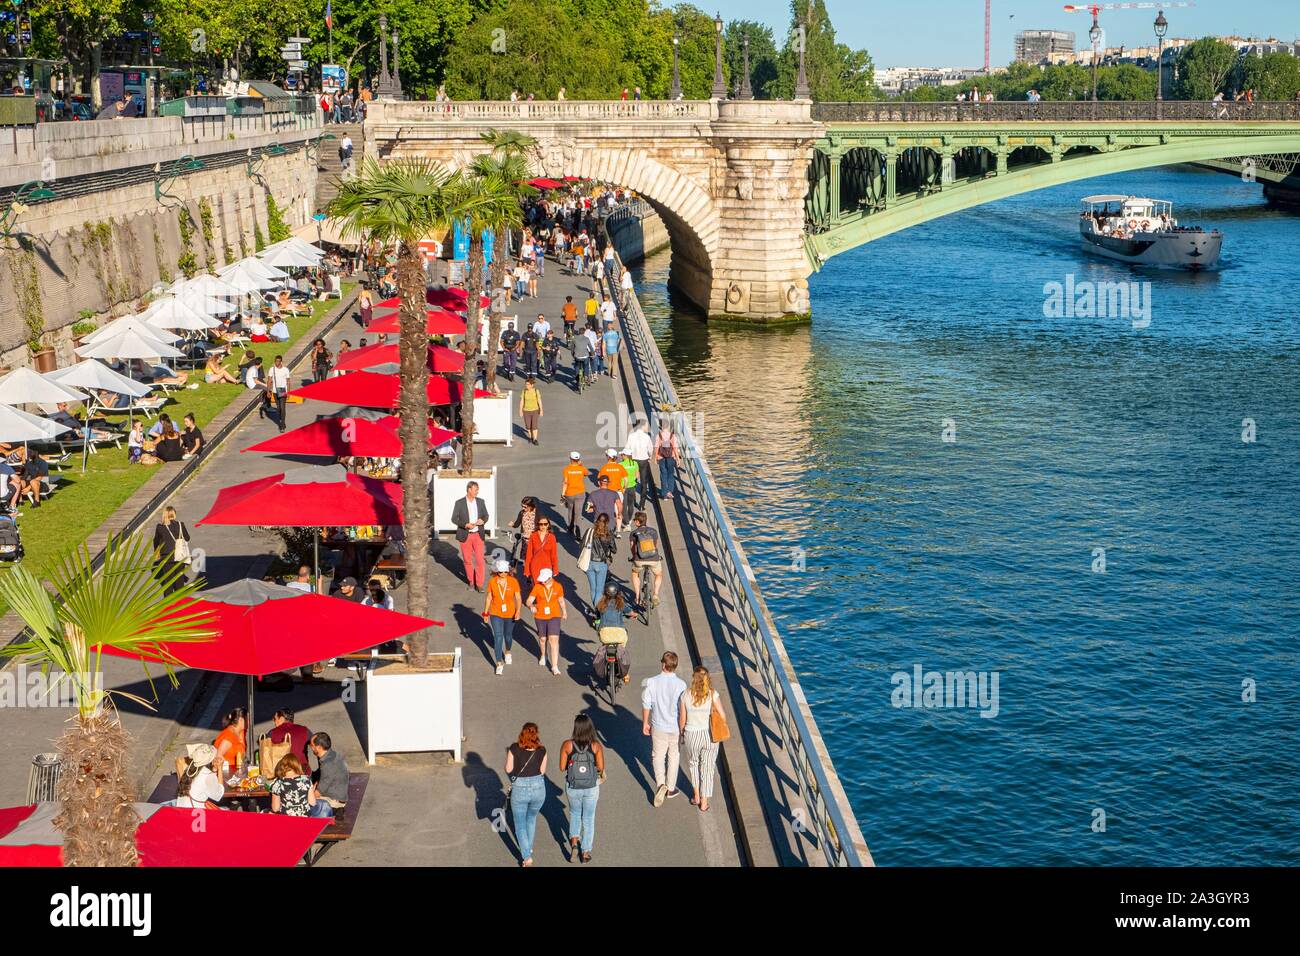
[{"xmin": 451, "ymin": 480, "xmax": 489, "ymax": 591}]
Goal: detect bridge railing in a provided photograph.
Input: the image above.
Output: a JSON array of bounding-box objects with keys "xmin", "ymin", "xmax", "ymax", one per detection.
[
  {"xmin": 601, "ymin": 223, "xmax": 870, "ymax": 868},
  {"xmin": 366, "ymin": 99, "xmax": 717, "ymax": 123},
  {"xmin": 814, "ymin": 100, "xmax": 1300, "ymax": 123}
]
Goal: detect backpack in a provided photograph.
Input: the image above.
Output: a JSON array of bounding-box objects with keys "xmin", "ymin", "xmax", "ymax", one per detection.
[
  {"xmin": 167, "ymin": 523, "xmax": 191, "ymax": 564},
  {"xmin": 566, "ymin": 743, "xmax": 598, "ymax": 790}
]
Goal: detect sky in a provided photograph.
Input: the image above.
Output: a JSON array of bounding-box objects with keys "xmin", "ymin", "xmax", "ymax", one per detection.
[{"xmin": 709, "ymin": 0, "xmax": 1300, "ymax": 68}]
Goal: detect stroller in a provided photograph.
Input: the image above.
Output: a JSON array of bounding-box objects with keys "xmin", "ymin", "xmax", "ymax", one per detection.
[{"xmin": 0, "ymin": 513, "xmax": 23, "ymax": 562}]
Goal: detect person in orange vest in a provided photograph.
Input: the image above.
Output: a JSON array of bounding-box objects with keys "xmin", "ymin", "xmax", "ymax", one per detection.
[
  {"xmin": 596, "ymin": 449, "xmax": 626, "ymax": 496},
  {"xmin": 483, "ymin": 559, "xmax": 522, "ymax": 675},
  {"xmin": 560, "ymin": 451, "xmax": 587, "ymax": 536},
  {"xmin": 526, "ymin": 567, "xmax": 568, "ymax": 675}
]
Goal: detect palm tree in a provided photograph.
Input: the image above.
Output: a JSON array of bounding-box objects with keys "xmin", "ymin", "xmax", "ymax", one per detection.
[
  {"xmin": 0, "ymin": 534, "xmax": 211, "ymax": 866},
  {"xmin": 474, "ymin": 129, "xmax": 539, "ymax": 392},
  {"xmin": 444, "ymin": 173, "xmax": 525, "ymax": 472},
  {"xmin": 329, "ymin": 158, "xmax": 461, "ymax": 668}
]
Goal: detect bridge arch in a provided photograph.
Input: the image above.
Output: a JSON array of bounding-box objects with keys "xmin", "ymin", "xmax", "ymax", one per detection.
[{"xmin": 810, "ymin": 133, "xmax": 1300, "ymax": 263}]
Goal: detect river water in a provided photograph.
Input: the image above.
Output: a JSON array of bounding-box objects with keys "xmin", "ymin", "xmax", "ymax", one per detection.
[{"xmin": 632, "ymin": 165, "xmax": 1299, "ymax": 866}]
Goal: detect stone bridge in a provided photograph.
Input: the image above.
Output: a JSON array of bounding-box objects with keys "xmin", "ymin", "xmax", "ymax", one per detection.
[{"xmin": 364, "ymin": 98, "xmax": 1300, "ymax": 322}]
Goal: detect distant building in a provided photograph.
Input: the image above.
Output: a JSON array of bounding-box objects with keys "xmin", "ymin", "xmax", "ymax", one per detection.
[
  {"xmin": 1015, "ymin": 30, "xmax": 1075, "ymax": 65},
  {"xmin": 877, "ymin": 66, "xmax": 987, "ymax": 96}
]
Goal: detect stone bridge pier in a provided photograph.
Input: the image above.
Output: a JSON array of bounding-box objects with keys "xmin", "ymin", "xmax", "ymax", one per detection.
[{"xmin": 364, "ymin": 99, "xmax": 823, "ymax": 322}]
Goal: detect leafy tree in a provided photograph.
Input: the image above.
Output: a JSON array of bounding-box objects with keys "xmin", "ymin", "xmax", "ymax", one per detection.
[
  {"xmin": 1175, "ymin": 37, "xmax": 1237, "ymax": 100},
  {"xmin": 1237, "ymin": 52, "xmax": 1300, "ymax": 101},
  {"xmin": 0, "ymin": 534, "xmax": 211, "ymax": 866},
  {"xmin": 769, "ymin": 0, "xmax": 875, "ymax": 101},
  {"xmin": 1096, "ymin": 63, "xmax": 1157, "ymax": 101},
  {"xmin": 724, "ymin": 19, "xmax": 778, "ymax": 99}
]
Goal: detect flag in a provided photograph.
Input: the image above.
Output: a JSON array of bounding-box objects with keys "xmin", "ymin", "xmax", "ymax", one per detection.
[{"xmin": 325, "ymin": 0, "xmax": 332, "ymax": 31}]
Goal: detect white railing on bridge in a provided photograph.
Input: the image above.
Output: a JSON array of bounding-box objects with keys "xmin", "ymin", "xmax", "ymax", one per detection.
[{"xmin": 368, "ymin": 99, "xmax": 717, "ymax": 123}]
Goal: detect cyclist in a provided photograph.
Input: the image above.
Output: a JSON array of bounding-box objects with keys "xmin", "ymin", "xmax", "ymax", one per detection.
[
  {"xmin": 593, "ymin": 583, "xmax": 632, "ymax": 685},
  {"xmin": 628, "ymin": 512, "xmax": 663, "ymax": 610},
  {"xmin": 572, "ymin": 326, "xmax": 593, "ymax": 391},
  {"xmin": 561, "ymin": 295, "xmax": 578, "ymax": 345},
  {"xmin": 583, "ymin": 291, "xmax": 599, "ymax": 329},
  {"xmin": 560, "ymin": 452, "xmax": 587, "ymax": 536}
]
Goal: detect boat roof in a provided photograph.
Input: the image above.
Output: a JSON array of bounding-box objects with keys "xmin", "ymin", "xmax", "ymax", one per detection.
[{"xmin": 1081, "ymin": 194, "xmax": 1171, "ymax": 205}]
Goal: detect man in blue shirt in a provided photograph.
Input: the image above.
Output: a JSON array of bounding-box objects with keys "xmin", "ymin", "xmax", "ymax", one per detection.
[
  {"xmin": 602, "ymin": 322, "xmax": 622, "ymax": 380},
  {"xmin": 642, "ymin": 651, "xmax": 687, "ymax": 806}
]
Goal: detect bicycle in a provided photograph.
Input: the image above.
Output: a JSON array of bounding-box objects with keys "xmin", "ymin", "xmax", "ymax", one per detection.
[
  {"xmin": 603, "ymin": 642, "xmax": 620, "ymax": 704},
  {"xmin": 637, "ymin": 565, "xmax": 654, "ymax": 626}
]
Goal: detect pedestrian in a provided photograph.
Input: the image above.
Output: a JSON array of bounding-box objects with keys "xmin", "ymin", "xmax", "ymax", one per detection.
[
  {"xmin": 510, "ymin": 495, "xmax": 539, "ymax": 571},
  {"xmin": 541, "ymin": 329, "xmax": 560, "ymax": 380},
  {"xmin": 572, "ymin": 322, "xmax": 593, "ymax": 389},
  {"xmin": 583, "ymin": 473, "xmax": 622, "ymax": 535},
  {"xmin": 583, "ymin": 513, "xmax": 618, "ymax": 608},
  {"xmin": 359, "ymin": 284, "xmax": 373, "ymax": 328},
  {"xmin": 616, "ymin": 450, "xmax": 639, "ymax": 527},
  {"xmin": 500, "ymin": 321, "xmax": 520, "ymax": 380},
  {"xmin": 526, "ymin": 566, "xmax": 566, "ymax": 675},
  {"xmin": 521, "ymin": 325, "xmax": 540, "ymax": 378},
  {"xmin": 310, "ymin": 338, "xmax": 331, "ymax": 383},
  {"xmin": 654, "ymin": 423, "xmax": 681, "ymax": 500},
  {"xmin": 524, "ymin": 515, "xmax": 558, "ymax": 585},
  {"xmin": 519, "ymin": 377, "xmax": 543, "ymax": 445},
  {"xmin": 559, "ymin": 713, "xmax": 605, "ymax": 863},
  {"xmin": 642, "ymin": 651, "xmax": 688, "ymax": 807},
  {"xmin": 483, "ymin": 559, "xmax": 521, "ymax": 674},
  {"xmin": 625, "ymin": 419, "xmax": 654, "ymax": 510},
  {"xmin": 267, "ymin": 355, "xmax": 291, "ymax": 432},
  {"xmin": 505, "ymin": 722, "xmax": 547, "ymax": 867},
  {"xmin": 680, "ymin": 665, "xmax": 726, "ymax": 812},
  {"xmin": 596, "ymin": 450, "xmax": 627, "ymax": 508},
  {"xmin": 561, "ymin": 451, "xmax": 587, "ymax": 534},
  {"xmin": 151, "ymin": 504, "xmax": 191, "ymax": 591},
  {"xmin": 452, "ymin": 480, "xmax": 489, "ymax": 591}
]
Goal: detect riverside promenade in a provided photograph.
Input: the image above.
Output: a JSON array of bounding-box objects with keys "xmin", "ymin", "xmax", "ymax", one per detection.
[{"xmin": 0, "ymin": 241, "xmax": 863, "ymax": 866}]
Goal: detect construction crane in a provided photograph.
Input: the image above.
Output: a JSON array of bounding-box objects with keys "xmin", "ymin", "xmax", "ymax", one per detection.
[
  {"xmin": 1064, "ymin": 2, "xmax": 1194, "ymax": 44},
  {"xmin": 984, "ymin": 0, "xmax": 991, "ymax": 74}
]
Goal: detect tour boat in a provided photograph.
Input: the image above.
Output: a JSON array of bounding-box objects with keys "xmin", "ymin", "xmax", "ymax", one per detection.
[{"xmin": 1078, "ymin": 195, "xmax": 1222, "ymax": 270}]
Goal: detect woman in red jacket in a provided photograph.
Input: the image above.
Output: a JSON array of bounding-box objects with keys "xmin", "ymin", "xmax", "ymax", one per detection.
[{"xmin": 524, "ymin": 518, "xmax": 558, "ymax": 585}]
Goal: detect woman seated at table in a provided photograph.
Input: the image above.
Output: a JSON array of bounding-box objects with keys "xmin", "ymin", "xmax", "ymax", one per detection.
[
  {"xmin": 213, "ymin": 707, "xmax": 247, "ymax": 779},
  {"xmin": 248, "ymin": 316, "xmax": 270, "ymax": 342},
  {"xmin": 269, "ymin": 753, "xmax": 331, "ymax": 817},
  {"xmin": 203, "ymin": 353, "xmax": 239, "ymax": 385},
  {"xmin": 174, "ymin": 743, "xmax": 223, "ymax": 810}
]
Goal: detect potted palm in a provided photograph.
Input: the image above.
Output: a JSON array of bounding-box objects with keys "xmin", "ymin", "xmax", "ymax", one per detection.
[{"xmin": 0, "ymin": 534, "xmax": 211, "ymax": 866}]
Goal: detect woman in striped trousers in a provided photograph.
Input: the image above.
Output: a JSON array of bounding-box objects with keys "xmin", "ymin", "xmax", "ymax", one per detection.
[{"xmin": 679, "ymin": 666, "xmax": 724, "ymax": 813}]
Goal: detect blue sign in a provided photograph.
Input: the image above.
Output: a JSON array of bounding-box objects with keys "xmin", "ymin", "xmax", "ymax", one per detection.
[{"xmin": 452, "ymin": 221, "xmax": 494, "ymax": 266}]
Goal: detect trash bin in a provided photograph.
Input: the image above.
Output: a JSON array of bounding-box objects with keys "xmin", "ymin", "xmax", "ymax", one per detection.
[{"xmin": 26, "ymin": 753, "xmax": 61, "ymax": 803}]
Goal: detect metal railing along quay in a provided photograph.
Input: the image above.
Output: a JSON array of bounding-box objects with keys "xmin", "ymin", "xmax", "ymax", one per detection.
[
  {"xmin": 601, "ymin": 233, "xmax": 869, "ymax": 867},
  {"xmin": 814, "ymin": 99, "xmax": 1300, "ymax": 123}
]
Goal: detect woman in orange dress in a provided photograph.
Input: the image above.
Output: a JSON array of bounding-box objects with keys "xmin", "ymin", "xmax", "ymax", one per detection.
[
  {"xmin": 213, "ymin": 707, "xmax": 247, "ymax": 778},
  {"xmin": 524, "ymin": 517, "xmax": 558, "ymax": 584}
]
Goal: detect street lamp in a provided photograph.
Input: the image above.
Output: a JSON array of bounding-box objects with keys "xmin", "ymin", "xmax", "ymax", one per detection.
[
  {"xmin": 1154, "ymin": 11, "xmax": 1168, "ymax": 105},
  {"xmin": 1089, "ymin": 20, "xmax": 1101, "ymax": 102},
  {"xmin": 711, "ymin": 12, "xmax": 727, "ymax": 99},
  {"xmin": 737, "ymin": 32, "xmax": 754, "ymax": 100},
  {"xmin": 670, "ymin": 32, "xmax": 682, "ymax": 100}
]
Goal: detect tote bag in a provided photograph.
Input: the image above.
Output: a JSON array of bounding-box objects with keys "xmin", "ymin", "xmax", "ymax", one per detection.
[{"xmin": 576, "ymin": 527, "xmax": 593, "ymax": 573}]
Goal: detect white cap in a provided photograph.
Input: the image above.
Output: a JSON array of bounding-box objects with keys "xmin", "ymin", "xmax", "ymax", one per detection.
[
  {"xmin": 605, "ymin": 448, "xmax": 617, "ymax": 458},
  {"xmin": 494, "ymin": 560, "xmax": 510, "ymax": 573},
  {"xmin": 620, "ymin": 448, "xmax": 632, "ymax": 457},
  {"xmin": 537, "ymin": 567, "xmax": 553, "ymax": 582},
  {"xmin": 569, "ymin": 451, "xmax": 581, "ymax": 460}
]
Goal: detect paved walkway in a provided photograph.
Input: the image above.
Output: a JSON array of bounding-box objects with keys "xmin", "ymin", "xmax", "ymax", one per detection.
[{"xmin": 2, "ymin": 260, "xmax": 741, "ymax": 867}]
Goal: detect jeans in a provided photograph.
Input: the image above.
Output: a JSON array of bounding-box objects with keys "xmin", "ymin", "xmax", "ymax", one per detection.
[
  {"xmin": 566, "ymin": 784, "xmax": 600, "ymax": 852},
  {"xmin": 658, "ymin": 458, "xmax": 677, "ymax": 498},
  {"xmin": 307, "ymin": 800, "xmax": 335, "ymax": 818},
  {"xmin": 523, "ymin": 350, "xmax": 539, "ymax": 377},
  {"xmin": 585, "ymin": 560, "xmax": 609, "ymax": 607},
  {"xmin": 510, "ymin": 775, "xmax": 546, "ymax": 861},
  {"xmin": 489, "ymin": 615, "xmax": 515, "ymax": 663}
]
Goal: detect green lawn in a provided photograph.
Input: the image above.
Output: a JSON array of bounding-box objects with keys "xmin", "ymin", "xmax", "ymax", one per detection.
[{"xmin": 3, "ymin": 285, "xmax": 354, "ymax": 599}]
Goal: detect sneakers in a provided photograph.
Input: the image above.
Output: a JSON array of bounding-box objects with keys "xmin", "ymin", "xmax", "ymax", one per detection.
[
  {"xmin": 504, "ymin": 652, "xmax": 513, "ymax": 666},
  {"xmin": 538, "ymin": 656, "xmax": 547, "ymax": 667},
  {"xmin": 495, "ymin": 663, "xmax": 504, "ymax": 675},
  {"xmin": 666, "ymin": 789, "xmax": 680, "ymax": 800},
  {"xmin": 551, "ymin": 666, "xmax": 561, "ymax": 676},
  {"xmin": 653, "ymin": 784, "xmax": 667, "ymax": 807}
]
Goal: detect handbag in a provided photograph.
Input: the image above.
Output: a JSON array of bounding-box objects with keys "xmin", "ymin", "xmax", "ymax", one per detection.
[
  {"xmin": 709, "ymin": 694, "xmax": 731, "ymax": 744},
  {"xmin": 503, "ymin": 747, "xmax": 538, "ymax": 804},
  {"xmin": 166, "ymin": 523, "xmax": 191, "ymax": 564},
  {"xmin": 259, "ymin": 734, "xmax": 293, "ymax": 777},
  {"xmin": 576, "ymin": 527, "xmax": 593, "ymax": 573}
]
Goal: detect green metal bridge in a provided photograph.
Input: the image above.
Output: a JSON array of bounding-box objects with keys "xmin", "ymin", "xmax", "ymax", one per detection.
[{"xmin": 804, "ymin": 100, "xmax": 1300, "ymax": 270}]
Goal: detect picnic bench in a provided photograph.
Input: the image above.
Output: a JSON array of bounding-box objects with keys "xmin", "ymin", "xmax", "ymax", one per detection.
[{"xmin": 145, "ymin": 771, "xmax": 369, "ymax": 866}]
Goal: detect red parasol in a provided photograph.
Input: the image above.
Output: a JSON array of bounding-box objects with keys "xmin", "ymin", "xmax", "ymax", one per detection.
[
  {"xmin": 562, "ymin": 175, "xmax": 585, "ymax": 182},
  {"xmin": 332, "ymin": 342, "xmax": 465, "ymax": 374},
  {"xmin": 242, "ymin": 414, "xmax": 458, "ymax": 458},
  {"xmin": 527, "ymin": 177, "xmax": 564, "ymax": 190},
  {"xmin": 0, "ymin": 803, "xmax": 331, "ymax": 867},
  {"xmin": 372, "ymin": 296, "xmax": 400, "ymax": 310},
  {"xmin": 365, "ymin": 309, "xmax": 467, "ymax": 336},
  {"xmin": 196, "ymin": 464, "xmax": 403, "ymax": 527},
  {"xmin": 427, "ymin": 287, "xmax": 491, "ymax": 311},
  {"xmin": 289, "ymin": 370, "xmax": 486, "ymax": 408}
]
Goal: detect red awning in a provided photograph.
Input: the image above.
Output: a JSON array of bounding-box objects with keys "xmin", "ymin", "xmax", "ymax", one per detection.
[
  {"xmin": 289, "ymin": 371, "xmax": 483, "ymax": 408},
  {"xmin": 332, "ymin": 342, "xmax": 465, "ymax": 374},
  {"xmin": 0, "ymin": 803, "xmax": 330, "ymax": 867},
  {"xmin": 527, "ymin": 177, "xmax": 564, "ymax": 190},
  {"xmin": 365, "ymin": 309, "xmax": 467, "ymax": 336},
  {"xmin": 196, "ymin": 464, "xmax": 403, "ymax": 526},
  {"xmin": 372, "ymin": 296, "xmax": 400, "ymax": 310},
  {"xmin": 242, "ymin": 415, "xmax": 458, "ymax": 458},
  {"xmin": 562, "ymin": 175, "xmax": 585, "ymax": 182},
  {"xmin": 427, "ymin": 288, "xmax": 491, "ymax": 311}
]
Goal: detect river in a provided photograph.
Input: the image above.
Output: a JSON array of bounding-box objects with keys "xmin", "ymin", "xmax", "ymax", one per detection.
[{"xmin": 631, "ymin": 165, "xmax": 1300, "ymax": 866}]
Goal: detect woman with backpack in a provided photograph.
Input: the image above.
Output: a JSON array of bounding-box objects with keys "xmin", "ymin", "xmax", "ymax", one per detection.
[{"xmin": 558, "ymin": 713, "xmax": 605, "ymax": 863}]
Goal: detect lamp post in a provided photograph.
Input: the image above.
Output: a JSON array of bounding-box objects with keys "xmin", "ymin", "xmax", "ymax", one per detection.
[
  {"xmin": 1154, "ymin": 10, "xmax": 1168, "ymax": 113},
  {"xmin": 711, "ymin": 12, "xmax": 727, "ymax": 99},
  {"xmin": 794, "ymin": 12, "xmax": 810, "ymax": 100},
  {"xmin": 670, "ymin": 32, "xmax": 682, "ymax": 100},
  {"xmin": 737, "ymin": 32, "xmax": 754, "ymax": 100},
  {"xmin": 1089, "ymin": 19, "xmax": 1100, "ymax": 103}
]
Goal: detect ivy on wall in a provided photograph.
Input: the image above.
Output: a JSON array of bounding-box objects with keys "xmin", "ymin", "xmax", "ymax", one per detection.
[
  {"xmin": 199, "ymin": 198, "xmax": 216, "ymax": 268},
  {"xmin": 176, "ymin": 208, "xmax": 198, "ymax": 279},
  {"xmin": 266, "ymin": 195, "xmax": 291, "ymax": 244},
  {"xmin": 82, "ymin": 220, "xmax": 118, "ymax": 305},
  {"xmin": 153, "ymin": 223, "xmax": 173, "ymax": 284},
  {"xmin": 6, "ymin": 239, "xmax": 45, "ymax": 352}
]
